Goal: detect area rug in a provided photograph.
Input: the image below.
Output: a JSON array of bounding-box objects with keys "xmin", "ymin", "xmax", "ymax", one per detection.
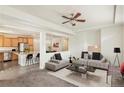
[
  {"xmin": 48, "ymin": 68, "xmax": 111, "ymax": 87},
  {"xmin": 0, "ymin": 69, "xmax": 76, "ymax": 87}
]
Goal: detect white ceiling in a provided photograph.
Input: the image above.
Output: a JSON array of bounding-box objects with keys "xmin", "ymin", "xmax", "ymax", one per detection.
[
  {"xmin": 0, "ymin": 5, "xmax": 123, "ymax": 35},
  {"xmin": 10, "ymin": 5, "xmax": 124, "ymax": 31}
]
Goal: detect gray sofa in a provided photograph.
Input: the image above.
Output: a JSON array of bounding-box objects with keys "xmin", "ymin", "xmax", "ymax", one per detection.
[
  {"xmin": 80, "ymin": 52, "xmax": 110, "ymax": 70},
  {"xmin": 79, "ymin": 58, "xmax": 110, "ymax": 70},
  {"xmin": 45, "ymin": 53, "xmax": 69, "ymax": 71},
  {"xmin": 45, "ymin": 60, "xmax": 69, "ymax": 71},
  {"xmin": 79, "ymin": 52, "xmax": 110, "ymax": 83}
]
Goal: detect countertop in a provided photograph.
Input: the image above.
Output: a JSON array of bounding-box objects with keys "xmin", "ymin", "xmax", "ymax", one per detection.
[
  {"xmin": 0, "ymin": 47, "xmax": 16, "ymax": 53},
  {"xmin": 0, "ymin": 50, "xmax": 12, "ymax": 53},
  {"xmin": 13, "ymin": 51, "xmax": 39, "ymax": 55}
]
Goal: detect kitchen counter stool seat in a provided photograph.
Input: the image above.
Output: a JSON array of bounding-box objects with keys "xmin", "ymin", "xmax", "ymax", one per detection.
[
  {"xmin": 35, "ymin": 53, "xmax": 40, "ymax": 63},
  {"xmin": 26, "ymin": 54, "xmax": 33, "ymax": 65}
]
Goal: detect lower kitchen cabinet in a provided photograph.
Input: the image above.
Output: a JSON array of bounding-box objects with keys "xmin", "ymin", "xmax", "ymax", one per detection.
[
  {"xmin": 12, "ymin": 53, "xmax": 18, "ymax": 61},
  {"xmin": 0, "ymin": 53, "xmax": 4, "ymax": 62}
]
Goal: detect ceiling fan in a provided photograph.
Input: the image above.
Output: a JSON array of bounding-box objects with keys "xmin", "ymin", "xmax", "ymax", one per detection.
[{"xmin": 62, "ymin": 12, "xmax": 86, "ymax": 26}]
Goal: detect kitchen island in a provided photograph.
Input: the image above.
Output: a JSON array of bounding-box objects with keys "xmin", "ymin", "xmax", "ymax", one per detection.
[{"xmin": 13, "ymin": 51, "xmax": 39, "ymax": 66}]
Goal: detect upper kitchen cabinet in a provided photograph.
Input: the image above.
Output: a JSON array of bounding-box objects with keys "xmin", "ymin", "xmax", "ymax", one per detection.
[
  {"xmin": 28, "ymin": 37, "xmax": 33, "ymax": 45},
  {"xmin": 18, "ymin": 37, "xmax": 23, "ymax": 43},
  {"xmin": 23, "ymin": 37, "xmax": 28, "ymax": 43},
  {"xmin": 11, "ymin": 38, "xmax": 18, "ymax": 47},
  {"xmin": 0, "ymin": 34, "xmax": 34, "ymax": 48},
  {"xmin": 3, "ymin": 37, "xmax": 11, "ymax": 47},
  {"xmin": 18, "ymin": 37, "xmax": 28, "ymax": 43},
  {"xmin": 0, "ymin": 35, "xmax": 4, "ymax": 47}
]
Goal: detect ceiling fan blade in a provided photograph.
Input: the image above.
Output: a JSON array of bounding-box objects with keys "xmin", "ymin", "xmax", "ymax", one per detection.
[
  {"xmin": 73, "ymin": 12, "xmax": 81, "ymax": 19},
  {"xmin": 62, "ymin": 16, "xmax": 71, "ymax": 19},
  {"xmin": 62, "ymin": 20, "xmax": 70, "ymax": 24},
  {"xmin": 70, "ymin": 21, "xmax": 76, "ymax": 26},
  {"xmin": 72, "ymin": 23, "xmax": 76, "ymax": 26},
  {"xmin": 75, "ymin": 19, "xmax": 86, "ymax": 22}
]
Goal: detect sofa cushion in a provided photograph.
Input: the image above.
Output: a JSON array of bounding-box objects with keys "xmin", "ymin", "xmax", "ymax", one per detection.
[
  {"xmin": 92, "ymin": 52, "xmax": 101, "ymax": 60},
  {"xmin": 78, "ymin": 59, "xmax": 88, "ymax": 65},
  {"xmin": 81, "ymin": 51, "xmax": 88, "ymax": 58},
  {"xmin": 88, "ymin": 60, "xmax": 109, "ymax": 70},
  {"xmin": 54, "ymin": 53, "xmax": 62, "ymax": 60},
  {"xmin": 50, "ymin": 59, "xmax": 60, "ymax": 64},
  {"xmin": 45, "ymin": 60, "xmax": 69, "ymax": 71}
]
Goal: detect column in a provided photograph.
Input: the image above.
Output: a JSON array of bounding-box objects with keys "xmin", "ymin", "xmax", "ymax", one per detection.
[{"xmin": 40, "ymin": 31, "xmax": 46, "ymax": 69}]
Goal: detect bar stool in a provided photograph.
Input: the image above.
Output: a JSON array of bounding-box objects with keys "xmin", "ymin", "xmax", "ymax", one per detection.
[
  {"xmin": 35, "ymin": 53, "xmax": 40, "ymax": 63},
  {"xmin": 26, "ymin": 54, "xmax": 33, "ymax": 65}
]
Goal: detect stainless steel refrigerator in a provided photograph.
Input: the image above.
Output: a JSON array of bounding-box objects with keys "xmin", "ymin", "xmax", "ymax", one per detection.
[{"xmin": 18, "ymin": 43, "xmax": 27, "ymax": 52}]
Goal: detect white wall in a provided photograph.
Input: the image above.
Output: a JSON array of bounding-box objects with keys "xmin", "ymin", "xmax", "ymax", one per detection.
[
  {"xmin": 101, "ymin": 25, "xmax": 123, "ymax": 65},
  {"xmin": 69, "ymin": 29, "xmax": 101, "ymax": 57},
  {"xmin": 44, "ymin": 51, "xmax": 70, "ymax": 62},
  {"xmin": 33, "ymin": 37, "xmax": 40, "ymax": 51},
  {"xmin": 69, "ymin": 25, "xmax": 124, "ymax": 65},
  {"xmin": 39, "ymin": 31, "xmax": 71, "ymax": 69}
]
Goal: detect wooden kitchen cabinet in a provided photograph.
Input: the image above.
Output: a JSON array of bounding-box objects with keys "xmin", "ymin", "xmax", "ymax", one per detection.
[
  {"xmin": 0, "ymin": 35, "xmax": 34, "ymax": 49},
  {"xmin": 11, "ymin": 38, "xmax": 18, "ymax": 47},
  {"xmin": 18, "ymin": 37, "xmax": 23, "ymax": 43},
  {"xmin": 3, "ymin": 37, "xmax": 12, "ymax": 47},
  {"xmin": 23, "ymin": 38, "xmax": 28, "ymax": 43},
  {"xmin": 0, "ymin": 35, "xmax": 3, "ymax": 47},
  {"xmin": 18, "ymin": 37, "xmax": 28, "ymax": 43},
  {"xmin": 12, "ymin": 53, "xmax": 18, "ymax": 61},
  {"xmin": 0, "ymin": 53, "xmax": 4, "ymax": 62},
  {"xmin": 28, "ymin": 37, "xmax": 33, "ymax": 45}
]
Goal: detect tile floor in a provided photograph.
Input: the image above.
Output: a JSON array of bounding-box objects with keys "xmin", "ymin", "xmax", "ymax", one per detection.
[{"xmin": 0, "ymin": 60, "xmax": 18, "ymax": 71}]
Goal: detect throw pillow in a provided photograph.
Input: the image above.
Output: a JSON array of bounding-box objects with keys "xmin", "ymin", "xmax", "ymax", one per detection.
[
  {"xmin": 54, "ymin": 53, "xmax": 62, "ymax": 60},
  {"xmin": 92, "ymin": 52, "xmax": 101, "ymax": 60},
  {"xmin": 100, "ymin": 54, "xmax": 103, "ymax": 60},
  {"xmin": 84, "ymin": 53, "xmax": 88, "ymax": 59},
  {"xmin": 81, "ymin": 51, "xmax": 88, "ymax": 58}
]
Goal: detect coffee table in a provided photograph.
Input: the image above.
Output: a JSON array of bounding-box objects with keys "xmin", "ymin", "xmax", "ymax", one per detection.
[{"xmin": 66, "ymin": 60, "xmax": 88, "ymax": 78}]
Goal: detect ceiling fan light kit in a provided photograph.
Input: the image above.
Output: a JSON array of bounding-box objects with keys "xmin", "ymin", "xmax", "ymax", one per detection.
[{"xmin": 62, "ymin": 12, "xmax": 86, "ymax": 26}]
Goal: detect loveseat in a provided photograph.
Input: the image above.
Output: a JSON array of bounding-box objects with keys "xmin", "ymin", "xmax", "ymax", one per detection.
[{"xmin": 45, "ymin": 53, "xmax": 69, "ymax": 71}]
